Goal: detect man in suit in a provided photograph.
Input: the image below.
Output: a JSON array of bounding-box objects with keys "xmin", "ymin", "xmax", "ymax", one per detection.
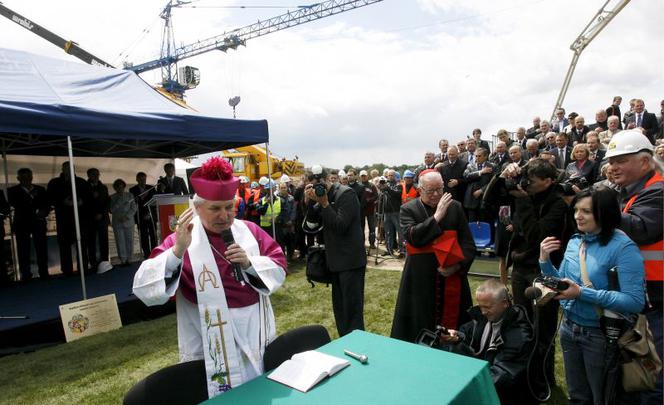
[
  {"xmin": 525, "ymin": 139, "xmax": 540, "ymax": 160},
  {"xmin": 129, "ymin": 172, "xmax": 157, "ymax": 259},
  {"xmin": 551, "ymin": 108, "xmax": 569, "ymax": 133},
  {"xmin": 627, "ymin": 99, "xmax": 659, "ymax": 144},
  {"xmin": 472, "ymin": 128, "xmax": 491, "ymax": 151},
  {"xmin": 47, "ymin": 161, "xmax": 93, "ymax": 275},
  {"xmin": 8, "ymin": 168, "xmax": 50, "ymax": 281},
  {"xmin": 588, "ymin": 109, "xmax": 608, "ymax": 132},
  {"xmin": 439, "ymin": 146, "xmax": 468, "ymax": 203},
  {"xmin": 434, "ymin": 139, "xmax": 449, "ymax": 164},
  {"xmin": 543, "ymin": 132, "xmax": 557, "ymax": 151},
  {"xmin": 489, "ymin": 141, "xmax": 511, "ymax": 168},
  {"xmin": 86, "ymin": 168, "xmax": 110, "ymax": 272},
  {"xmin": 554, "ymin": 132, "xmax": 572, "ymax": 170},
  {"xmin": 586, "ymin": 133, "xmax": 606, "ymax": 182},
  {"xmin": 414, "ymin": 152, "xmax": 437, "ymax": 182},
  {"xmin": 463, "ymin": 148, "xmax": 495, "ymax": 222},
  {"xmin": 157, "ymin": 162, "xmax": 189, "ymax": 195},
  {"xmin": 515, "ymin": 127, "xmax": 528, "ymax": 149},
  {"xmin": 569, "ymin": 116, "xmax": 590, "ymax": 145},
  {"xmin": 460, "ymin": 138, "xmax": 476, "ymax": 164},
  {"xmin": 305, "ymin": 167, "xmax": 366, "ymax": 336},
  {"xmin": 526, "ymin": 117, "xmax": 541, "ymax": 139},
  {"xmin": 456, "ymin": 139, "xmax": 467, "ymax": 156},
  {"xmin": 538, "ymin": 121, "xmax": 551, "ymax": 145},
  {"xmin": 586, "ymin": 133, "xmax": 606, "ymax": 162},
  {"xmin": 606, "ymin": 96, "xmax": 622, "ymax": 129}
]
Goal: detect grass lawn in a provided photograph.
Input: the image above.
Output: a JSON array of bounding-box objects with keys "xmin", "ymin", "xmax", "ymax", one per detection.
[{"xmin": 0, "ymin": 260, "xmax": 567, "ymax": 404}]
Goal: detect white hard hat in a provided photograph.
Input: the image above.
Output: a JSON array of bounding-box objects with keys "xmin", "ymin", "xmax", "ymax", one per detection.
[
  {"xmin": 239, "ymin": 176, "xmax": 249, "ymax": 184},
  {"xmin": 359, "ymin": 170, "xmax": 368, "ymax": 176},
  {"xmin": 338, "ymin": 169, "xmax": 346, "ymax": 177},
  {"xmin": 258, "ymin": 176, "xmax": 269, "ymax": 186},
  {"xmin": 280, "ymin": 174, "xmax": 291, "ymax": 183},
  {"xmin": 605, "ymin": 129, "xmax": 654, "ymax": 158},
  {"xmin": 97, "ymin": 261, "xmax": 113, "ymax": 274}
]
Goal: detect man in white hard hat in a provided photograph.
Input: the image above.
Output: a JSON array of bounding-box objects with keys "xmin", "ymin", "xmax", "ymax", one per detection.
[{"xmin": 607, "ymin": 129, "xmax": 663, "ymax": 404}]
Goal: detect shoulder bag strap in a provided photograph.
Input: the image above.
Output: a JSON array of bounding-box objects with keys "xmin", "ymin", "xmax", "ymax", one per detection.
[{"xmin": 579, "ymin": 241, "xmax": 594, "ymax": 288}]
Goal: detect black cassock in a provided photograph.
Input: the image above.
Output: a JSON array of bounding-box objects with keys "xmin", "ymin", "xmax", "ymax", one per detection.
[{"xmin": 390, "ymin": 198, "xmax": 476, "ymax": 343}]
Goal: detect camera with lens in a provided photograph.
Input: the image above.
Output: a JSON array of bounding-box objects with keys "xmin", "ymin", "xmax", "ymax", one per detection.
[
  {"xmin": 538, "ymin": 275, "xmax": 570, "ymax": 291},
  {"xmin": 504, "ymin": 163, "xmax": 530, "ymax": 191},
  {"xmin": 559, "ymin": 176, "xmax": 589, "ymax": 195},
  {"xmin": 310, "ymin": 165, "xmax": 328, "ymax": 197},
  {"xmin": 416, "ymin": 325, "xmax": 452, "ymax": 349}
]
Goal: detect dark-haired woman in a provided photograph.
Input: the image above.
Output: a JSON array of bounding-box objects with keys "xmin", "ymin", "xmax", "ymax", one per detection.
[{"xmin": 539, "ymin": 186, "xmax": 645, "ymax": 405}]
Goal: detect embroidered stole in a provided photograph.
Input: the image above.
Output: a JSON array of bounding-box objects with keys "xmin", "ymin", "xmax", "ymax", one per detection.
[{"xmin": 189, "ymin": 217, "xmax": 260, "ymax": 398}]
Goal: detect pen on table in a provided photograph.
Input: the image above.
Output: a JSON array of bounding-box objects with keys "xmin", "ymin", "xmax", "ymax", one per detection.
[{"xmin": 344, "ymin": 349, "xmax": 368, "ymax": 364}]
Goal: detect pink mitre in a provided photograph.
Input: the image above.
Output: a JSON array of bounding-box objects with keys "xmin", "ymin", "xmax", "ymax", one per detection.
[{"xmin": 189, "ymin": 157, "xmax": 239, "ymax": 201}]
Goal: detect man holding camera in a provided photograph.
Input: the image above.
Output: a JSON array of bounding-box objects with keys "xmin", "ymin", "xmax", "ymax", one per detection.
[
  {"xmin": 391, "ymin": 171, "xmax": 476, "ymax": 343},
  {"xmin": 377, "ymin": 170, "xmax": 404, "ymax": 257},
  {"xmin": 441, "ymin": 279, "xmax": 535, "ymax": 405},
  {"xmin": 500, "ymin": 158, "xmax": 567, "ymax": 388},
  {"xmin": 305, "ymin": 166, "xmax": 366, "ymax": 336}
]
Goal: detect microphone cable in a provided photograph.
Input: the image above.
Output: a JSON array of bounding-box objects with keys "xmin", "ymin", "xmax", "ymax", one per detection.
[{"xmin": 523, "ymin": 278, "xmax": 562, "ymax": 403}]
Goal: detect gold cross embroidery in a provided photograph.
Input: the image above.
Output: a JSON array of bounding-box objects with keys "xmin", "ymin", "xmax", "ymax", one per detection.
[
  {"xmin": 210, "ymin": 309, "xmax": 232, "ymax": 386},
  {"xmin": 198, "ymin": 265, "xmax": 219, "ymax": 292}
]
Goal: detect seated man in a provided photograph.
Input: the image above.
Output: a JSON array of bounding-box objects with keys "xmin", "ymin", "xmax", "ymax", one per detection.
[{"xmin": 441, "ymin": 279, "xmax": 535, "ymax": 405}]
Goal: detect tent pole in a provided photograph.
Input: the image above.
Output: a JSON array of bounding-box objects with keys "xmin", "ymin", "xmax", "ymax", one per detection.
[
  {"xmin": 265, "ymin": 143, "xmax": 276, "ymax": 238},
  {"xmin": 67, "ymin": 136, "xmax": 87, "ymax": 300},
  {"xmin": 2, "ymin": 146, "xmax": 20, "ymax": 282}
]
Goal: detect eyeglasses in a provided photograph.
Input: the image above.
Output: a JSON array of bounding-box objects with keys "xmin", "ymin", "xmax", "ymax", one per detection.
[{"xmin": 421, "ymin": 187, "xmax": 444, "ymax": 195}]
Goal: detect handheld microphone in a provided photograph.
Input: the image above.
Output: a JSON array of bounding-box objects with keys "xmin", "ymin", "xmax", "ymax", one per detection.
[{"xmin": 221, "ymin": 229, "xmax": 245, "ymax": 285}]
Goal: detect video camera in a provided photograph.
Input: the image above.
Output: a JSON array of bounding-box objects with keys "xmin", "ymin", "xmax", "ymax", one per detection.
[
  {"xmin": 416, "ymin": 325, "xmax": 452, "ymax": 349},
  {"xmin": 559, "ymin": 176, "xmax": 589, "ymax": 195},
  {"xmin": 525, "ymin": 275, "xmax": 570, "ymax": 306}
]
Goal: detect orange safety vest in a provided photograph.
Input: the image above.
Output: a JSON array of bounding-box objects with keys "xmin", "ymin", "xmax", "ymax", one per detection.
[
  {"xmin": 623, "ymin": 172, "xmax": 664, "ymax": 281},
  {"xmin": 236, "ymin": 188, "xmax": 260, "ymax": 216},
  {"xmin": 401, "ymin": 183, "xmax": 419, "ymax": 204}
]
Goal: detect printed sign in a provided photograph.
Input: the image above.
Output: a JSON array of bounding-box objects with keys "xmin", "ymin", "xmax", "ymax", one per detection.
[{"xmin": 59, "ymin": 294, "xmax": 122, "ymax": 342}]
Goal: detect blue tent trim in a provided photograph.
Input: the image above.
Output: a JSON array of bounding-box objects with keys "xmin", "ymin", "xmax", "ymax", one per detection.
[{"xmin": 0, "ymin": 48, "xmax": 268, "ymax": 158}]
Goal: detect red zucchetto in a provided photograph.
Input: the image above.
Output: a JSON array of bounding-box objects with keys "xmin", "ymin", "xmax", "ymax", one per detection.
[{"xmin": 189, "ymin": 156, "xmax": 239, "ymax": 201}]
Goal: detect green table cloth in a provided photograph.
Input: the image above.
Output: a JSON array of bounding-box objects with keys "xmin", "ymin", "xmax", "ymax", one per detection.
[{"xmin": 201, "ymin": 330, "xmax": 500, "ymax": 405}]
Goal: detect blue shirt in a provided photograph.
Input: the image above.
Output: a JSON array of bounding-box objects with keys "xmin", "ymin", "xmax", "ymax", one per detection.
[{"xmin": 539, "ymin": 230, "xmax": 645, "ymax": 327}]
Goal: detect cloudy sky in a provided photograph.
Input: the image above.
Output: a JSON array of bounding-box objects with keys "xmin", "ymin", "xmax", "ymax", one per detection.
[{"xmin": 2, "ymin": 0, "xmax": 663, "ymax": 168}]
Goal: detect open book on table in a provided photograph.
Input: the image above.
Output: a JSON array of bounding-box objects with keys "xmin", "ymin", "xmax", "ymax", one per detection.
[{"xmin": 267, "ymin": 350, "xmax": 350, "ymax": 392}]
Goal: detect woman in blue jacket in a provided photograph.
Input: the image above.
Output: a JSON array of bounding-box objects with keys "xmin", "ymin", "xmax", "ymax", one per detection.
[{"xmin": 539, "ymin": 186, "xmax": 645, "ymax": 405}]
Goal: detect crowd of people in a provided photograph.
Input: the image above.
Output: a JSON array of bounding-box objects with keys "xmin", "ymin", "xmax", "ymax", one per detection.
[
  {"xmin": 0, "ymin": 161, "xmax": 191, "ymax": 284},
  {"xmin": 249, "ymin": 96, "xmax": 662, "ymax": 404},
  {"xmin": 4, "ymin": 96, "xmax": 663, "ymax": 403}
]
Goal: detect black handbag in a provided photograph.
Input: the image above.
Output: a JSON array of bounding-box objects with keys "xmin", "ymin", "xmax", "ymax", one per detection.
[{"xmin": 306, "ymin": 244, "xmax": 331, "ymax": 287}]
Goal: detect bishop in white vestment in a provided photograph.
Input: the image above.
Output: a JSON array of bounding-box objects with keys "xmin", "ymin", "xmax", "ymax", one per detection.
[{"xmin": 133, "ymin": 157, "xmax": 287, "ymax": 398}]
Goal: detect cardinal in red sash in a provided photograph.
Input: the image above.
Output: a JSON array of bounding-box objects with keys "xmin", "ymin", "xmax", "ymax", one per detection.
[{"xmin": 391, "ymin": 170, "xmax": 476, "ymax": 343}]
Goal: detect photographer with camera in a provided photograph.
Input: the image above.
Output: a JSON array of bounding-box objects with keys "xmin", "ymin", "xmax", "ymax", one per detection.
[
  {"xmin": 502, "ymin": 157, "xmax": 567, "ymax": 389},
  {"xmin": 377, "ymin": 170, "xmax": 404, "ymax": 257},
  {"xmin": 304, "ymin": 165, "xmax": 366, "ymax": 336},
  {"xmin": 440, "ymin": 279, "xmax": 535, "ymax": 405},
  {"xmin": 539, "ymin": 186, "xmax": 645, "ymax": 404}
]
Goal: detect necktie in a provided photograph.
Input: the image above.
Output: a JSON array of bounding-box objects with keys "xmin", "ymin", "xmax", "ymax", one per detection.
[
  {"xmin": 637, "ymin": 113, "xmax": 642, "ymax": 127},
  {"xmin": 559, "ymin": 148, "xmax": 565, "ymax": 167}
]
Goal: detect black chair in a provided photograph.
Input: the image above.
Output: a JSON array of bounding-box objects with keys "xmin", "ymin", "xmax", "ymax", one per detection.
[
  {"xmin": 263, "ymin": 324, "xmax": 331, "ymax": 372},
  {"xmin": 123, "ymin": 360, "xmax": 207, "ymax": 405}
]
